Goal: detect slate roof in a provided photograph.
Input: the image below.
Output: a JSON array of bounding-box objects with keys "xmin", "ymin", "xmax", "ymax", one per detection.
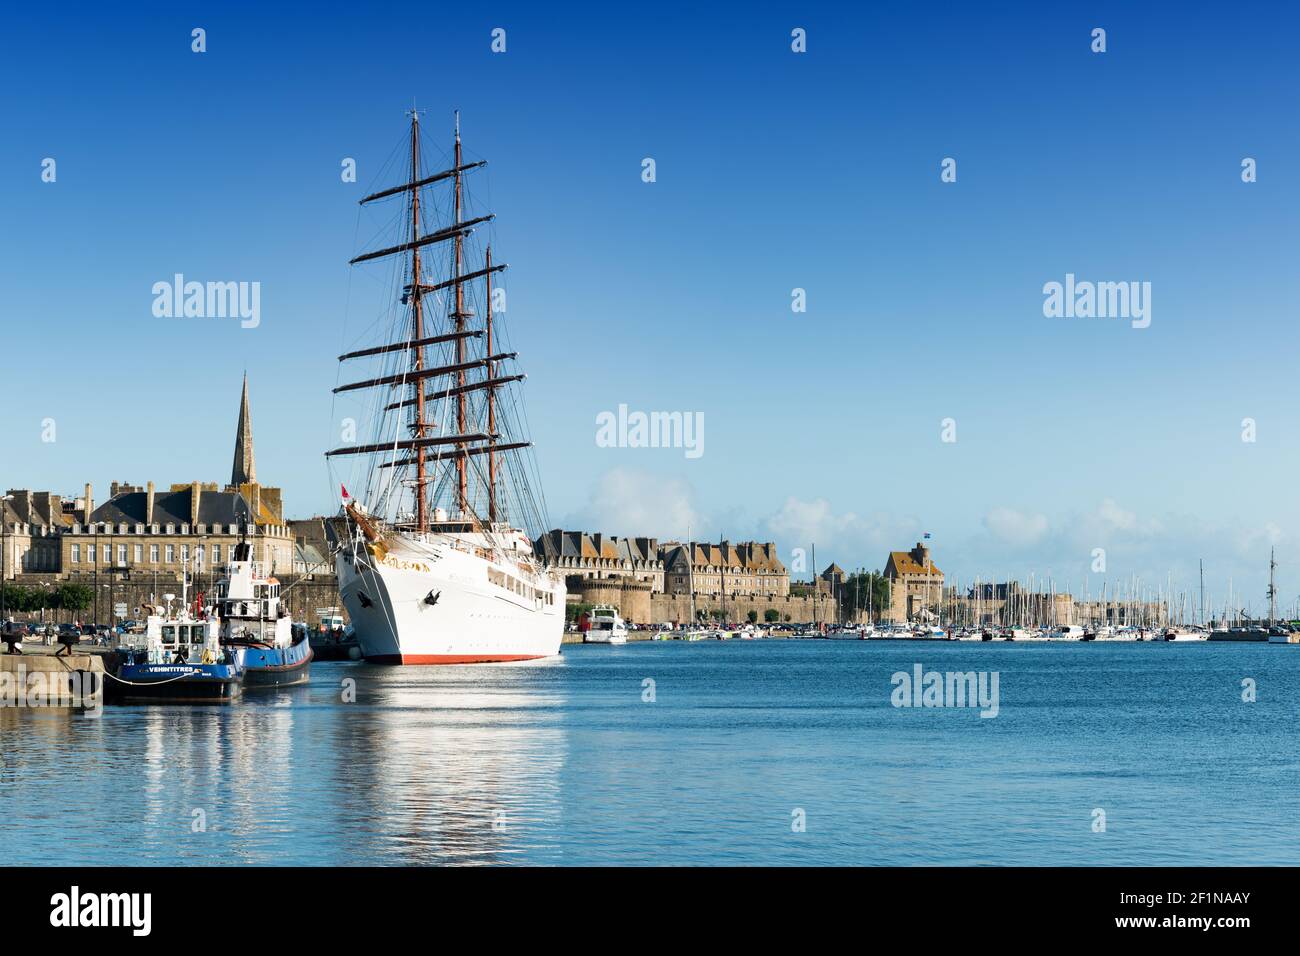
[{"xmin": 88, "ymin": 487, "xmax": 255, "ymax": 529}]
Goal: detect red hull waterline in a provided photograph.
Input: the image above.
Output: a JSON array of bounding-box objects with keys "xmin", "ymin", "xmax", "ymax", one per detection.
[{"xmin": 367, "ymin": 653, "xmax": 553, "ymax": 665}]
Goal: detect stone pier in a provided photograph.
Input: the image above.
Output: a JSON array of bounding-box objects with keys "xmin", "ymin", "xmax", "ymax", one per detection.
[{"xmin": 0, "ymin": 653, "xmax": 104, "ymax": 709}]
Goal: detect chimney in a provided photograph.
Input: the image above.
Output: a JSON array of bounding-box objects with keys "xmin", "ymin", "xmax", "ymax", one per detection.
[
  {"xmin": 83, "ymin": 483, "xmax": 93, "ymax": 524},
  {"xmin": 190, "ymin": 481, "xmax": 201, "ymax": 528},
  {"xmin": 146, "ymin": 481, "xmax": 155, "ymax": 526}
]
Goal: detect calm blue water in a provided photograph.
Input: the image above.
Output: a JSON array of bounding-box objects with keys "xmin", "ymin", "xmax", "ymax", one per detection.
[{"xmin": 2, "ymin": 640, "xmax": 1298, "ymax": 865}]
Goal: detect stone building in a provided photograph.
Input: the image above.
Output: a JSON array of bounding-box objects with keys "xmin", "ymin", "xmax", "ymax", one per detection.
[
  {"xmin": 533, "ymin": 530, "xmax": 664, "ymax": 591},
  {"xmin": 4, "ymin": 376, "xmax": 293, "ymax": 598},
  {"xmin": 1, "ymin": 490, "xmax": 65, "ymax": 578},
  {"xmin": 883, "ymin": 541, "xmax": 944, "ymax": 622},
  {"xmin": 660, "ymin": 541, "xmax": 788, "ymax": 597},
  {"xmin": 58, "ymin": 376, "xmax": 293, "ymax": 580}
]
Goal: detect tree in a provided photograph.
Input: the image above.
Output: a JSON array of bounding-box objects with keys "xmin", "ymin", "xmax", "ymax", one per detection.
[
  {"xmin": 565, "ymin": 601, "xmax": 594, "ymax": 625},
  {"xmin": 841, "ymin": 571, "xmax": 891, "ymax": 620},
  {"xmin": 54, "ymin": 583, "xmax": 93, "ymax": 617},
  {"xmin": 0, "ymin": 583, "xmax": 36, "ymax": 616},
  {"xmin": 764, "ymin": 608, "xmax": 780, "ymax": 623},
  {"xmin": 747, "ymin": 610, "xmax": 758, "ymax": 624}
]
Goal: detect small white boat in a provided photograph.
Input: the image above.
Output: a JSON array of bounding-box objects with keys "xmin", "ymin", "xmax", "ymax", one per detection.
[
  {"xmin": 583, "ymin": 605, "xmax": 627, "ymax": 644},
  {"xmin": 1165, "ymin": 627, "xmax": 1207, "ymax": 642},
  {"xmin": 1048, "ymin": 625, "xmax": 1086, "ymax": 641}
]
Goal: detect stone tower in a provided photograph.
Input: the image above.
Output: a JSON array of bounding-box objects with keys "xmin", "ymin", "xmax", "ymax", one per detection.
[{"xmin": 231, "ymin": 373, "xmax": 256, "ymax": 486}]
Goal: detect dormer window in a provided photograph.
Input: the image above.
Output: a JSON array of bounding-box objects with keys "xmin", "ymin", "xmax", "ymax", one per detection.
[{"xmin": 166, "ymin": 523, "xmax": 175, "ymax": 534}]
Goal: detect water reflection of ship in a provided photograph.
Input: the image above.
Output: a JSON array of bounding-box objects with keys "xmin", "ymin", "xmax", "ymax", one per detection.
[
  {"xmin": 137, "ymin": 702, "xmax": 296, "ymax": 864},
  {"xmin": 323, "ymin": 662, "xmax": 567, "ymax": 864}
]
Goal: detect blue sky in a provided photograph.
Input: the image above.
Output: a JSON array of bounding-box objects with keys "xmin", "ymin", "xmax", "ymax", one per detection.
[{"xmin": 2, "ymin": 2, "xmax": 1297, "ymax": 608}]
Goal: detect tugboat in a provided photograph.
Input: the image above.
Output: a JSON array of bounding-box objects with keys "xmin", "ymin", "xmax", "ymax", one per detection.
[
  {"xmin": 104, "ymin": 593, "xmax": 241, "ymax": 704},
  {"xmin": 217, "ymin": 537, "xmax": 312, "ymax": 687}
]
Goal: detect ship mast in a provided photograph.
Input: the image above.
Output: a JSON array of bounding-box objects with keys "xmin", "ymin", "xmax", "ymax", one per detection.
[
  {"xmin": 486, "ymin": 244, "xmax": 497, "ymax": 524},
  {"xmin": 452, "ymin": 110, "xmax": 470, "ymax": 519},
  {"xmin": 1268, "ymin": 547, "xmax": 1277, "ymax": 625},
  {"xmin": 409, "ymin": 109, "xmax": 429, "ymax": 533},
  {"xmin": 332, "ymin": 110, "xmax": 536, "ymax": 534}
]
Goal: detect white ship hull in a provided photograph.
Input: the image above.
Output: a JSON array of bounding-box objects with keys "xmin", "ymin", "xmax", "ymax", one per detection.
[{"xmin": 336, "ymin": 532, "xmax": 565, "ymax": 664}]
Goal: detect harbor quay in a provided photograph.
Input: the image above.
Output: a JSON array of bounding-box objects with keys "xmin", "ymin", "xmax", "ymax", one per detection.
[{"xmin": 0, "ymin": 652, "xmax": 103, "ymax": 709}]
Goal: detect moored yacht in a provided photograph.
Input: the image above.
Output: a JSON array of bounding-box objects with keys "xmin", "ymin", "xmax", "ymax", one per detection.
[
  {"xmin": 583, "ymin": 605, "xmax": 628, "ymax": 644},
  {"xmin": 1048, "ymin": 625, "xmax": 1086, "ymax": 641}
]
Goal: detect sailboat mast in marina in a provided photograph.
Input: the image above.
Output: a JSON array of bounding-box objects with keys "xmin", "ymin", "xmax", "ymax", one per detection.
[{"xmin": 326, "ymin": 110, "xmax": 565, "ymax": 664}]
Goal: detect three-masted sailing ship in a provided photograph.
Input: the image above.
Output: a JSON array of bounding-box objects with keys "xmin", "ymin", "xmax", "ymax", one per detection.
[{"xmin": 326, "ymin": 110, "xmax": 565, "ymax": 664}]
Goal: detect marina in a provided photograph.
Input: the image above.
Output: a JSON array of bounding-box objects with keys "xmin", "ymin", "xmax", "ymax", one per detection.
[{"xmin": 4, "ymin": 639, "xmax": 1299, "ymax": 867}]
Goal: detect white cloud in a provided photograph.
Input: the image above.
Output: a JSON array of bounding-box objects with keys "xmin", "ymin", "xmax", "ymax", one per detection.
[
  {"xmin": 565, "ymin": 468, "xmax": 700, "ymax": 537},
  {"xmin": 983, "ymin": 506, "xmax": 1049, "ymax": 546},
  {"xmin": 762, "ymin": 496, "xmax": 918, "ymax": 571}
]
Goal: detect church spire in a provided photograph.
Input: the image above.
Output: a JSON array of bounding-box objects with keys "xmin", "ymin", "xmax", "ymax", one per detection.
[{"xmin": 231, "ymin": 372, "xmax": 257, "ymax": 486}]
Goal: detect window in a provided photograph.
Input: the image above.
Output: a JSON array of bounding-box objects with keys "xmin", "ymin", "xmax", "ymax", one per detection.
[
  {"xmin": 134, "ymin": 544, "xmax": 143, "ymax": 563},
  {"xmin": 165, "ymin": 545, "xmax": 175, "ymax": 563},
  {"xmin": 71, "ymin": 544, "xmax": 80, "ymax": 563},
  {"xmin": 116, "ymin": 544, "xmax": 126, "ymax": 567},
  {"xmin": 180, "ymin": 545, "xmax": 189, "ymax": 565},
  {"xmin": 150, "ymin": 545, "xmax": 159, "ymax": 564},
  {"xmin": 211, "ymin": 544, "xmax": 220, "ymax": 565},
  {"xmin": 101, "ymin": 544, "xmax": 110, "ymax": 563}
]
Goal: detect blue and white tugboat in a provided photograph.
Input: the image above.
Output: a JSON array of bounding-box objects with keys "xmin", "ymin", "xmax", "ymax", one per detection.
[
  {"xmin": 217, "ymin": 539, "xmax": 312, "ymax": 687},
  {"xmin": 104, "ymin": 592, "xmax": 241, "ymax": 704}
]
